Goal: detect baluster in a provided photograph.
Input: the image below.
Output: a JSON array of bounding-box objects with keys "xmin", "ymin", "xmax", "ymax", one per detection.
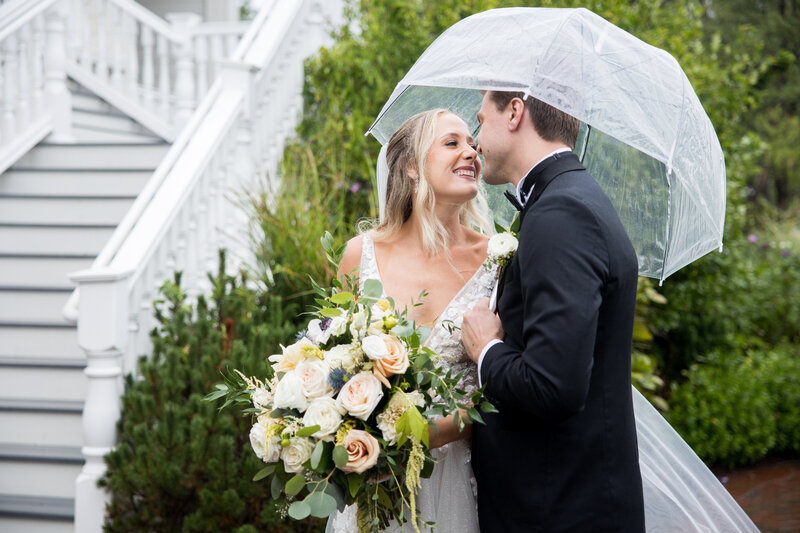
[
  {"xmin": 209, "ymin": 34, "xmax": 223, "ymax": 80},
  {"xmin": 80, "ymin": 0, "xmax": 92, "ymax": 67},
  {"xmin": 184, "ymin": 189, "xmax": 200, "ymax": 299},
  {"xmin": 31, "ymin": 15, "xmax": 46, "ymax": 120},
  {"xmin": 167, "ymin": 13, "xmax": 201, "ymax": 128},
  {"xmin": 140, "ymin": 26, "xmax": 155, "ymax": 110},
  {"xmin": 3, "ymin": 32, "xmax": 18, "ymax": 141},
  {"xmin": 194, "ymin": 36, "xmax": 208, "ymax": 101},
  {"xmin": 125, "ymin": 281, "xmax": 142, "ymax": 375},
  {"xmin": 225, "ymin": 33, "xmax": 237, "ymax": 58},
  {"xmin": 164, "ymin": 224, "xmax": 177, "ymax": 274},
  {"xmin": 16, "ymin": 24, "xmax": 32, "ymax": 129},
  {"xmin": 110, "ymin": 4, "xmax": 123, "ymax": 89},
  {"xmin": 94, "ymin": 0, "xmax": 107, "ymax": 80},
  {"xmin": 125, "ymin": 14, "xmax": 139, "ymax": 100},
  {"xmin": 156, "ymin": 33, "xmax": 170, "ymax": 122},
  {"xmin": 44, "ymin": 0, "xmax": 72, "ymax": 141},
  {"xmin": 71, "ymin": 269, "xmax": 130, "ymax": 533},
  {"xmin": 175, "ymin": 208, "xmax": 189, "ymax": 276}
]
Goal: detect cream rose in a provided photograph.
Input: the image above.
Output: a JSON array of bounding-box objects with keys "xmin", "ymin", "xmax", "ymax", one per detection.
[
  {"xmin": 323, "ymin": 343, "xmax": 361, "ymax": 373},
  {"xmin": 269, "ymin": 337, "xmax": 314, "ymax": 373},
  {"xmin": 296, "ymin": 357, "xmax": 334, "ymax": 399},
  {"xmin": 272, "ymin": 371, "xmax": 309, "ymax": 411},
  {"xmin": 336, "ymin": 371, "xmax": 384, "ymax": 421},
  {"xmin": 339, "ymin": 429, "xmax": 380, "ymax": 474},
  {"xmin": 249, "ymin": 417, "xmax": 282, "ymax": 463},
  {"xmin": 302, "ymin": 397, "xmax": 345, "ymax": 440},
  {"xmin": 372, "ymin": 334, "xmax": 409, "ymax": 387},
  {"xmin": 281, "ymin": 436, "xmax": 315, "ymax": 473}
]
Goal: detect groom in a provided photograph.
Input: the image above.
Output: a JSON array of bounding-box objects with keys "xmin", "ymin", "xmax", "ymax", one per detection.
[{"xmin": 463, "ymin": 91, "xmax": 645, "ymax": 532}]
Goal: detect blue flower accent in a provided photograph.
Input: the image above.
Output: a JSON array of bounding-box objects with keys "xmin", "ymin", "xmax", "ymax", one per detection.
[{"xmin": 328, "ymin": 367, "xmax": 349, "ymax": 390}]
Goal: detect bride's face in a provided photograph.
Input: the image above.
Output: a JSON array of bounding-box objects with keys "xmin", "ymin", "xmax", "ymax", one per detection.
[{"xmin": 423, "ymin": 113, "xmax": 481, "ymax": 205}]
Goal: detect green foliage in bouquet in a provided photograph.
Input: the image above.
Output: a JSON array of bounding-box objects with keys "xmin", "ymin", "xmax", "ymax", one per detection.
[
  {"xmin": 209, "ymin": 234, "xmax": 495, "ymax": 533},
  {"xmin": 99, "ymin": 252, "xmax": 321, "ymax": 532}
]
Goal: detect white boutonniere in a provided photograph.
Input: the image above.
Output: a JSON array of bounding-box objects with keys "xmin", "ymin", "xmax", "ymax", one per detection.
[{"xmin": 486, "ymin": 213, "xmax": 520, "ymax": 310}]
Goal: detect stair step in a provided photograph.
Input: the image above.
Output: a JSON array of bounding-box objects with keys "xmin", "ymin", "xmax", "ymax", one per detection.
[
  {"xmin": 0, "ymin": 444, "xmax": 83, "ymax": 463},
  {"xmin": 72, "ymin": 124, "xmax": 162, "ymax": 144},
  {"xmin": 0, "ymin": 495, "xmax": 74, "ymax": 526},
  {"xmin": 0, "ymin": 169, "xmax": 152, "ymax": 197},
  {"xmin": 0, "ymin": 401, "xmax": 83, "ymax": 447},
  {"xmin": 0, "ymin": 356, "xmax": 85, "ymax": 369},
  {"xmin": 12, "ymin": 142, "xmax": 168, "ymax": 170},
  {"xmin": 0, "ymin": 288, "xmax": 72, "ymax": 323},
  {"xmin": 0, "ymin": 196, "xmax": 136, "ymax": 225},
  {"xmin": 71, "ymin": 107, "xmax": 152, "ymax": 134},
  {"xmin": 69, "ymin": 90, "xmax": 113, "ymax": 113},
  {"xmin": 0, "ymin": 256, "xmax": 92, "ymax": 287},
  {"xmin": 0, "ymin": 325, "xmax": 82, "ymax": 359},
  {"xmin": 0, "ymin": 363, "xmax": 86, "ymax": 402},
  {"xmin": 0, "ymin": 460, "xmax": 82, "ymax": 500},
  {"xmin": 0, "ymin": 225, "xmax": 114, "ymax": 255}
]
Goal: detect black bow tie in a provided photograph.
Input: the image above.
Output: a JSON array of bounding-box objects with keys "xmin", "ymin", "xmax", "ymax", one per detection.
[{"xmin": 504, "ymin": 190, "xmax": 523, "ymax": 211}]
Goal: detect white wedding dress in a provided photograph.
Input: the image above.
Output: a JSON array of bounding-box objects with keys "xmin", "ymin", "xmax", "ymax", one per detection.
[
  {"xmin": 326, "ymin": 235, "xmax": 495, "ymax": 533},
  {"xmin": 327, "ymin": 235, "xmax": 758, "ymax": 533}
]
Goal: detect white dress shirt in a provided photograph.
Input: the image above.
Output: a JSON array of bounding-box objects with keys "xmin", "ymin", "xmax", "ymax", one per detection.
[{"xmin": 477, "ymin": 147, "xmax": 572, "ymax": 384}]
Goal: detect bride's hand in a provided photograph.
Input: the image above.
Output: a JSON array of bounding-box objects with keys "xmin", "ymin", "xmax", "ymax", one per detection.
[
  {"xmin": 462, "ymin": 297, "xmax": 504, "ymax": 363},
  {"xmin": 428, "ymin": 410, "xmax": 472, "ymax": 450}
]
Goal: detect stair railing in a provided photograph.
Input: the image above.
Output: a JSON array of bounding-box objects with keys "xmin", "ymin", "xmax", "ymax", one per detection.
[
  {"xmin": 68, "ymin": 1, "xmax": 339, "ymax": 530},
  {"xmin": 0, "ymin": 0, "xmax": 72, "ymax": 174},
  {"xmin": 67, "ymin": 0, "xmax": 250, "ymax": 141}
]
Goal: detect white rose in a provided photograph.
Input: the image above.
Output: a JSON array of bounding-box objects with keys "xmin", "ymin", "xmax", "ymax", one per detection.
[
  {"xmin": 487, "ymin": 232, "xmax": 518, "ymax": 266},
  {"xmin": 362, "ymin": 335, "xmax": 389, "ymax": 360},
  {"xmin": 349, "ymin": 309, "xmax": 368, "ymax": 338},
  {"xmin": 371, "ymin": 299, "xmax": 392, "ymax": 320},
  {"xmin": 302, "ymin": 397, "xmax": 345, "ymax": 440},
  {"xmin": 323, "ymin": 343, "xmax": 361, "ymax": 373},
  {"xmin": 296, "ymin": 357, "xmax": 334, "ymax": 399},
  {"xmin": 281, "ymin": 436, "xmax": 314, "ymax": 473},
  {"xmin": 336, "ymin": 371, "xmax": 384, "ymax": 421},
  {"xmin": 251, "ymin": 387, "xmax": 272, "ymax": 412},
  {"xmin": 249, "ymin": 417, "xmax": 282, "ymax": 463},
  {"xmin": 329, "ymin": 315, "xmax": 348, "ymax": 336},
  {"xmin": 269, "ymin": 337, "xmax": 315, "ymax": 373},
  {"xmin": 307, "ymin": 316, "xmax": 348, "ymax": 345},
  {"xmin": 272, "ymin": 371, "xmax": 309, "ymax": 411}
]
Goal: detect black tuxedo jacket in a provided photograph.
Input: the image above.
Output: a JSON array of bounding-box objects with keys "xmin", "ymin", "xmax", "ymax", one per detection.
[{"xmin": 472, "ymin": 153, "xmax": 645, "ymax": 532}]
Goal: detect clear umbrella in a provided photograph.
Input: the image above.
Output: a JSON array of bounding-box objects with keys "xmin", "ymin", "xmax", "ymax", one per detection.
[{"xmin": 367, "ymin": 7, "xmax": 726, "ymax": 282}]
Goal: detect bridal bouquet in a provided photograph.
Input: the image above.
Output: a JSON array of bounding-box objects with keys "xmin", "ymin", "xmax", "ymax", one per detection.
[{"xmin": 208, "ymin": 233, "xmax": 491, "ymax": 532}]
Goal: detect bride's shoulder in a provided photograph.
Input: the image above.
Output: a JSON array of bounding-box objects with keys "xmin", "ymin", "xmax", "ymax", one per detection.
[
  {"xmin": 338, "ymin": 235, "xmax": 364, "ymax": 280},
  {"xmin": 464, "ymin": 227, "xmax": 489, "ymax": 255}
]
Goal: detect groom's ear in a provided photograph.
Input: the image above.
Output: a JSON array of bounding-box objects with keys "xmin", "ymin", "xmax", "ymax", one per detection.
[{"xmin": 507, "ymin": 97, "xmax": 526, "ymax": 132}]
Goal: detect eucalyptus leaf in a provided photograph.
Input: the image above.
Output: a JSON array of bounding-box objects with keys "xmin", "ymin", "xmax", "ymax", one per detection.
[
  {"xmin": 363, "ymin": 279, "xmax": 383, "ymax": 298},
  {"xmin": 306, "ymin": 491, "xmax": 338, "ymax": 518},
  {"xmin": 270, "ymin": 474, "xmax": 284, "ymax": 500},
  {"xmin": 296, "ymin": 425, "xmax": 321, "ymax": 438},
  {"xmin": 252, "ymin": 464, "xmax": 275, "ymax": 481},
  {"xmin": 330, "ymin": 291, "xmax": 354, "ymax": 304},
  {"xmin": 333, "ymin": 445, "xmax": 349, "ymax": 468},
  {"xmin": 288, "ymin": 500, "xmax": 311, "ymax": 520},
  {"xmin": 319, "ymin": 307, "xmax": 343, "ymax": 318},
  {"xmin": 285, "ymin": 474, "xmax": 306, "ymax": 496},
  {"xmin": 310, "ymin": 440, "xmax": 324, "ymax": 470}
]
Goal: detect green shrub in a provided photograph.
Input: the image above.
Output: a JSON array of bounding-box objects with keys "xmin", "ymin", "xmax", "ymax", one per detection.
[
  {"xmin": 760, "ymin": 345, "xmax": 800, "ymax": 455},
  {"xmin": 667, "ymin": 351, "xmax": 776, "ymax": 468},
  {"xmin": 100, "ymin": 253, "xmax": 322, "ymax": 532}
]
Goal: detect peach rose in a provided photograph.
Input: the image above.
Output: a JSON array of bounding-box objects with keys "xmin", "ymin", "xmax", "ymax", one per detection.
[
  {"xmin": 336, "ymin": 371, "xmax": 384, "ymax": 420},
  {"xmin": 339, "ymin": 429, "xmax": 380, "ymax": 474},
  {"xmin": 372, "ymin": 334, "xmax": 409, "ymax": 387}
]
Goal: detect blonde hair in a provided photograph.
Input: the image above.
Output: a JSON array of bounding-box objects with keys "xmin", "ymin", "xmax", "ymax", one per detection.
[{"xmin": 366, "ymin": 109, "xmax": 491, "ymax": 255}]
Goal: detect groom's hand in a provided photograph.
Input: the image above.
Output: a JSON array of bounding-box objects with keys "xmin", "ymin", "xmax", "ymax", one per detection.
[{"xmin": 462, "ymin": 297, "xmax": 504, "ymax": 364}]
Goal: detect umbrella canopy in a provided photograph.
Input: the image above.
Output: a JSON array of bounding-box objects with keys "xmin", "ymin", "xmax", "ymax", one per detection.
[{"xmin": 367, "ymin": 7, "xmax": 725, "ymax": 282}]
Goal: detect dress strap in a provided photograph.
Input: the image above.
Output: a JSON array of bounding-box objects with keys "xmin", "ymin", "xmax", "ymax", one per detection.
[{"xmin": 358, "ymin": 234, "xmax": 381, "ymax": 292}]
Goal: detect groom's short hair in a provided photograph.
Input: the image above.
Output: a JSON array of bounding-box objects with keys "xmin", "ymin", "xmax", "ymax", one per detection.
[{"xmin": 488, "ymin": 91, "xmax": 580, "ymax": 149}]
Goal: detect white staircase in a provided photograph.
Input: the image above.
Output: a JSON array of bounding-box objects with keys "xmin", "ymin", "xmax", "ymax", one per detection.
[{"xmin": 0, "ymin": 86, "xmax": 168, "ymax": 532}]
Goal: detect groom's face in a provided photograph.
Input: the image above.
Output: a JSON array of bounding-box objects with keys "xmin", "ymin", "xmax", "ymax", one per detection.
[{"xmin": 476, "ymin": 92, "xmax": 511, "ymax": 186}]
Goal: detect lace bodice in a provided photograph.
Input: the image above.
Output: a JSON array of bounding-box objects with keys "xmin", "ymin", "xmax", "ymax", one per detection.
[{"xmin": 359, "ymin": 235, "xmax": 496, "ymax": 395}]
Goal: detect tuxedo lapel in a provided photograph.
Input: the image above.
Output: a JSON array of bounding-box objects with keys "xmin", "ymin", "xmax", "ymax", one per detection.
[{"xmin": 519, "ymin": 152, "xmax": 584, "ymax": 224}]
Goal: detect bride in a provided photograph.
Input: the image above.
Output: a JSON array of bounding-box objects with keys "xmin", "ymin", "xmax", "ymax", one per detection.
[{"xmin": 326, "ymin": 108, "xmax": 757, "ymax": 532}]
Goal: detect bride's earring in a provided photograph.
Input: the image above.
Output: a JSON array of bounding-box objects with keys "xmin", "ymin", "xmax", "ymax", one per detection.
[{"xmin": 413, "ymin": 178, "xmax": 419, "ymax": 194}]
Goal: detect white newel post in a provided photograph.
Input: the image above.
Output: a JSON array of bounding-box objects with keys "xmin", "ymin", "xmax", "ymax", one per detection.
[
  {"xmin": 71, "ymin": 268, "xmax": 132, "ymax": 533},
  {"xmin": 44, "ymin": 0, "xmax": 73, "ymax": 142},
  {"xmin": 167, "ymin": 12, "xmax": 201, "ymax": 129}
]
